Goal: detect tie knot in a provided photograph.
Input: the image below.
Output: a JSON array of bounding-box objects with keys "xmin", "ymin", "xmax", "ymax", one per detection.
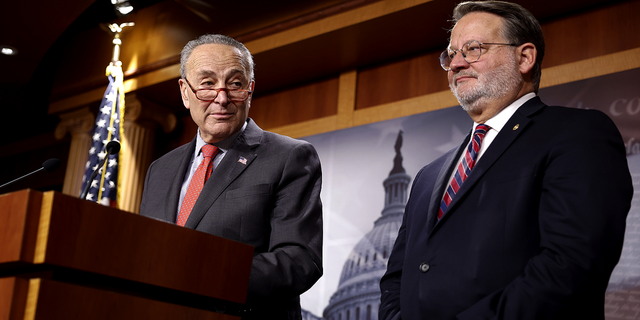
[
  {"xmin": 201, "ymin": 144, "xmax": 218, "ymax": 159},
  {"xmin": 475, "ymin": 124, "xmax": 490, "ymax": 134}
]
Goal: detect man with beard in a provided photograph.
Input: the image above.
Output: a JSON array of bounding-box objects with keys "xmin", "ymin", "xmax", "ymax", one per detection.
[
  {"xmin": 379, "ymin": 1, "xmax": 632, "ymax": 319},
  {"xmin": 140, "ymin": 34, "xmax": 322, "ymax": 319}
]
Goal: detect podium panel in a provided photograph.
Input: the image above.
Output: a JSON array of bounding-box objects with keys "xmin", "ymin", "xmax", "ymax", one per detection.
[
  {"xmin": 0, "ymin": 277, "xmax": 239, "ymax": 320},
  {"xmin": 0, "ymin": 189, "xmax": 254, "ymax": 318}
]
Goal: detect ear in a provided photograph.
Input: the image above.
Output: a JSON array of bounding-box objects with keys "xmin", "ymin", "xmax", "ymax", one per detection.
[
  {"xmin": 246, "ymin": 80, "xmax": 256, "ymax": 107},
  {"xmin": 517, "ymin": 43, "xmax": 537, "ymax": 75},
  {"xmin": 178, "ymin": 78, "xmax": 191, "ymax": 110}
]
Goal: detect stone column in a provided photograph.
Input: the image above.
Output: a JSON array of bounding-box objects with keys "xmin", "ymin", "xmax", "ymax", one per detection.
[
  {"xmin": 120, "ymin": 93, "xmax": 176, "ymax": 213},
  {"xmin": 54, "ymin": 107, "xmax": 95, "ymax": 197}
]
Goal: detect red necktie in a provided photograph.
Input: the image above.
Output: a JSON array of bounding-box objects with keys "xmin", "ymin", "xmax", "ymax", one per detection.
[
  {"xmin": 177, "ymin": 144, "xmax": 219, "ymax": 227},
  {"xmin": 438, "ymin": 124, "xmax": 490, "ymax": 220}
]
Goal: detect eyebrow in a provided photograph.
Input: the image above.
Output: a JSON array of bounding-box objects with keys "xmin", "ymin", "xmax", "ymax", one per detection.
[{"xmin": 195, "ymin": 68, "xmax": 247, "ymax": 80}]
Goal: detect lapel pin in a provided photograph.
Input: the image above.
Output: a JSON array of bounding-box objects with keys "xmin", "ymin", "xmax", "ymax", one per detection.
[
  {"xmin": 238, "ymin": 157, "xmax": 247, "ymax": 165},
  {"xmin": 513, "ymin": 124, "xmax": 520, "ymax": 131}
]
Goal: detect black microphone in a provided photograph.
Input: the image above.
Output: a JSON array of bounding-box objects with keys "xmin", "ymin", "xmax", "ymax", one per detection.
[
  {"xmin": 79, "ymin": 141, "xmax": 121, "ymax": 200},
  {"xmin": 105, "ymin": 140, "xmax": 121, "ymax": 154},
  {"xmin": 0, "ymin": 158, "xmax": 61, "ymax": 190}
]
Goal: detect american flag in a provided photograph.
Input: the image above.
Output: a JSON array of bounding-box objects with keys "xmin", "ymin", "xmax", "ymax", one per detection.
[{"xmin": 80, "ymin": 62, "xmax": 125, "ymax": 207}]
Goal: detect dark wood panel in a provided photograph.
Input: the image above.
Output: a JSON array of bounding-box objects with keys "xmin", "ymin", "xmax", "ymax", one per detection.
[
  {"xmin": 32, "ymin": 279, "xmax": 240, "ymax": 319},
  {"xmin": 0, "ymin": 277, "xmax": 28, "ymax": 320},
  {"xmin": 250, "ymin": 77, "xmax": 340, "ymax": 129},
  {"xmin": 0, "ymin": 190, "xmax": 253, "ymax": 307},
  {"xmin": 1, "ymin": 278, "xmax": 239, "ymax": 320},
  {"xmin": 355, "ymin": 51, "xmax": 448, "ymax": 110},
  {"xmin": 40, "ymin": 191, "xmax": 253, "ymax": 304},
  {"xmin": 355, "ymin": 0, "xmax": 640, "ymax": 110},
  {"xmin": 541, "ymin": 0, "xmax": 640, "ymax": 69},
  {"xmin": 0, "ymin": 190, "xmax": 42, "ymax": 265}
]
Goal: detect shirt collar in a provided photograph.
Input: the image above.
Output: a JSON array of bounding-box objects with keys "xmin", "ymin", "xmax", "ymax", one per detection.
[
  {"xmin": 194, "ymin": 120, "xmax": 248, "ymax": 156},
  {"xmin": 480, "ymin": 92, "xmax": 536, "ymax": 133}
]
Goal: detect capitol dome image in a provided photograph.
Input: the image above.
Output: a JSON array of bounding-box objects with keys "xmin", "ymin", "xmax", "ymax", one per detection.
[{"xmin": 322, "ymin": 131, "xmax": 410, "ymax": 320}]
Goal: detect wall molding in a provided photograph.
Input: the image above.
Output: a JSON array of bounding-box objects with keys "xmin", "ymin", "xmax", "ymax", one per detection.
[{"xmin": 271, "ymin": 47, "xmax": 640, "ymax": 138}]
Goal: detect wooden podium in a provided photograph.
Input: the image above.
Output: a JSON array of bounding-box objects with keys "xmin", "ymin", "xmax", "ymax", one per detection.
[{"xmin": 0, "ymin": 189, "xmax": 254, "ymax": 320}]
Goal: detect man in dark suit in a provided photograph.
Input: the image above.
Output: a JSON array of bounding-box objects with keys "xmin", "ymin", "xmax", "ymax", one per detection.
[
  {"xmin": 140, "ymin": 34, "xmax": 322, "ymax": 319},
  {"xmin": 379, "ymin": 1, "xmax": 633, "ymax": 319}
]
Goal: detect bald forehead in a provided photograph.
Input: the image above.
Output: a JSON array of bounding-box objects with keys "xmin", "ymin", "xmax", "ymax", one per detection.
[{"xmin": 185, "ymin": 43, "xmax": 250, "ymax": 79}]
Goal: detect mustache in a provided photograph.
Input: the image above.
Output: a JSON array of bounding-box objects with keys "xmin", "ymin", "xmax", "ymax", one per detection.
[{"xmin": 453, "ymin": 71, "xmax": 478, "ymax": 82}]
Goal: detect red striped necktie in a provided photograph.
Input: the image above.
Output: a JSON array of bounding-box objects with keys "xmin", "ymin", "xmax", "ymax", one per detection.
[
  {"xmin": 438, "ymin": 124, "xmax": 490, "ymax": 220},
  {"xmin": 177, "ymin": 144, "xmax": 219, "ymax": 227}
]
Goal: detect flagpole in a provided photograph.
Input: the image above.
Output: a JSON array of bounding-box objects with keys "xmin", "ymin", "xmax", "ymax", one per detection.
[
  {"xmin": 108, "ymin": 22, "xmax": 134, "ymax": 63},
  {"xmin": 105, "ymin": 22, "xmax": 133, "ymax": 208},
  {"xmin": 79, "ymin": 22, "xmax": 133, "ymax": 207}
]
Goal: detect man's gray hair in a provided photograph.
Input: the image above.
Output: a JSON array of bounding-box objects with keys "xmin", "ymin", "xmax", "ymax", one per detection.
[
  {"xmin": 451, "ymin": 1, "xmax": 545, "ymax": 93},
  {"xmin": 180, "ymin": 34, "xmax": 255, "ymax": 81}
]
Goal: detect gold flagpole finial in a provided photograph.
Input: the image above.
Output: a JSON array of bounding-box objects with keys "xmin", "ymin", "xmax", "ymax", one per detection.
[{"xmin": 107, "ymin": 22, "xmax": 135, "ymax": 63}]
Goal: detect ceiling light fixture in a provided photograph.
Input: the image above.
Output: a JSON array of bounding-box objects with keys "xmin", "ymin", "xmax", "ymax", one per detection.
[
  {"xmin": 1, "ymin": 46, "xmax": 18, "ymax": 56},
  {"xmin": 116, "ymin": 5, "xmax": 134, "ymax": 15},
  {"xmin": 111, "ymin": 0, "xmax": 134, "ymax": 16}
]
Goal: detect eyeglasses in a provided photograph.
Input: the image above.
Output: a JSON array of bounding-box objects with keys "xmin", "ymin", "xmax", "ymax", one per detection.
[
  {"xmin": 184, "ymin": 78, "xmax": 252, "ymax": 102},
  {"xmin": 439, "ymin": 40, "xmax": 517, "ymax": 71}
]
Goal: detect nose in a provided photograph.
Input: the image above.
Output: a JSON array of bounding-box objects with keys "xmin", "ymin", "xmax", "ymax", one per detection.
[
  {"xmin": 214, "ymin": 88, "xmax": 230, "ymax": 105},
  {"xmin": 448, "ymin": 51, "xmax": 469, "ymax": 72}
]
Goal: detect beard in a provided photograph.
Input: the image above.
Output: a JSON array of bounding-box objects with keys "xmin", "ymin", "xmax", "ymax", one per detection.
[{"xmin": 449, "ymin": 54, "xmax": 522, "ymax": 113}]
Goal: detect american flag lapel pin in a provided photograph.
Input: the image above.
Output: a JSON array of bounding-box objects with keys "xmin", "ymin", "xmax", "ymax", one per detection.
[{"xmin": 238, "ymin": 157, "xmax": 247, "ymax": 165}]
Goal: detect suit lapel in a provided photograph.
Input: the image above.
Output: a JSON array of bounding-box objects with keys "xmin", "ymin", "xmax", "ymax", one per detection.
[
  {"xmin": 427, "ymin": 136, "xmax": 468, "ymax": 232},
  {"xmin": 183, "ymin": 120, "xmax": 262, "ymax": 229},
  {"xmin": 433, "ymin": 97, "xmax": 545, "ymax": 229}
]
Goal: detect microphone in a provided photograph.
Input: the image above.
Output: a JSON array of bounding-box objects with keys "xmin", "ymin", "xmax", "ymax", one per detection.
[
  {"xmin": 79, "ymin": 141, "xmax": 121, "ymax": 200},
  {"xmin": 105, "ymin": 140, "xmax": 121, "ymax": 154},
  {"xmin": 0, "ymin": 158, "xmax": 61, "ymax": 190}
]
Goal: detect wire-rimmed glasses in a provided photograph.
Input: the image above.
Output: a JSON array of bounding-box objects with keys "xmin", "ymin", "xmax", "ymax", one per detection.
[{"xmin": 439, "ymin": 40, "xmax": 517, "ymax": 71}]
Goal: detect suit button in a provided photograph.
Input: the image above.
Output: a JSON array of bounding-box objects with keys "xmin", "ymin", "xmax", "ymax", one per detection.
[{"xmin": 419, "ymin": 262, "xmax": 430, "ymax": 273}]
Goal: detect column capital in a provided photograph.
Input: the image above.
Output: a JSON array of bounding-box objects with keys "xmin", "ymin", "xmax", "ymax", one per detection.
[{"xmin": 54, "ymin": 107, "xmax": 95, "ymax": 140}]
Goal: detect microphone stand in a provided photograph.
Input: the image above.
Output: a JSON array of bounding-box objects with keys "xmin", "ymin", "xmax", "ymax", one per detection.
[
  {"xmin": 79, "ymin": 142, "xmax": 120, "ymax": 200},
  {"xmin": 0, "ymin": 158, "xmax": 61, "ymax": 190},
  {"xmin": 0, "ymin": 167, "xmax": 46, "ymax": 190}
]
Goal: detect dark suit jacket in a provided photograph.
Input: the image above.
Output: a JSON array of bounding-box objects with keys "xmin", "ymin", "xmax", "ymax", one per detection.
[
  {"xmin": 140, "ymin": 119, "xmax": 323, "ymax": 319},
  {"xmin": 379, "ymin": 97, "xmax": 633, "ymax": 320}
]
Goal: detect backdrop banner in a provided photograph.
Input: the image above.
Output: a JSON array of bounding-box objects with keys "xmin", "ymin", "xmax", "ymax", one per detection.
[{"xmin": 299, "ymin": 67, "xmax": 640, "ymax": 320}]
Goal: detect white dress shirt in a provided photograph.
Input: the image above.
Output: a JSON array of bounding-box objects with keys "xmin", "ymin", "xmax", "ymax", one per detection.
[
  {"xmin": 443, "ymin": 92, "xmax": 536, "ymax": 199},
  {"xmin": 177, "ymin": 121, "xmax": 248, "ymax": 217}
]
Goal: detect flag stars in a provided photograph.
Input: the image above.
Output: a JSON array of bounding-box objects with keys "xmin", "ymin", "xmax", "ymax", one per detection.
[
  {"xmin": 80, "ymin": 69, "xmax": 122, "ymax": 207},
  {"xmin": 100, "ymin": 105, "xmax": 112, "ymax": 115},
  {"xmin": 105, "ymin": 90, "xmax": 116, "ymax": 104}
]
